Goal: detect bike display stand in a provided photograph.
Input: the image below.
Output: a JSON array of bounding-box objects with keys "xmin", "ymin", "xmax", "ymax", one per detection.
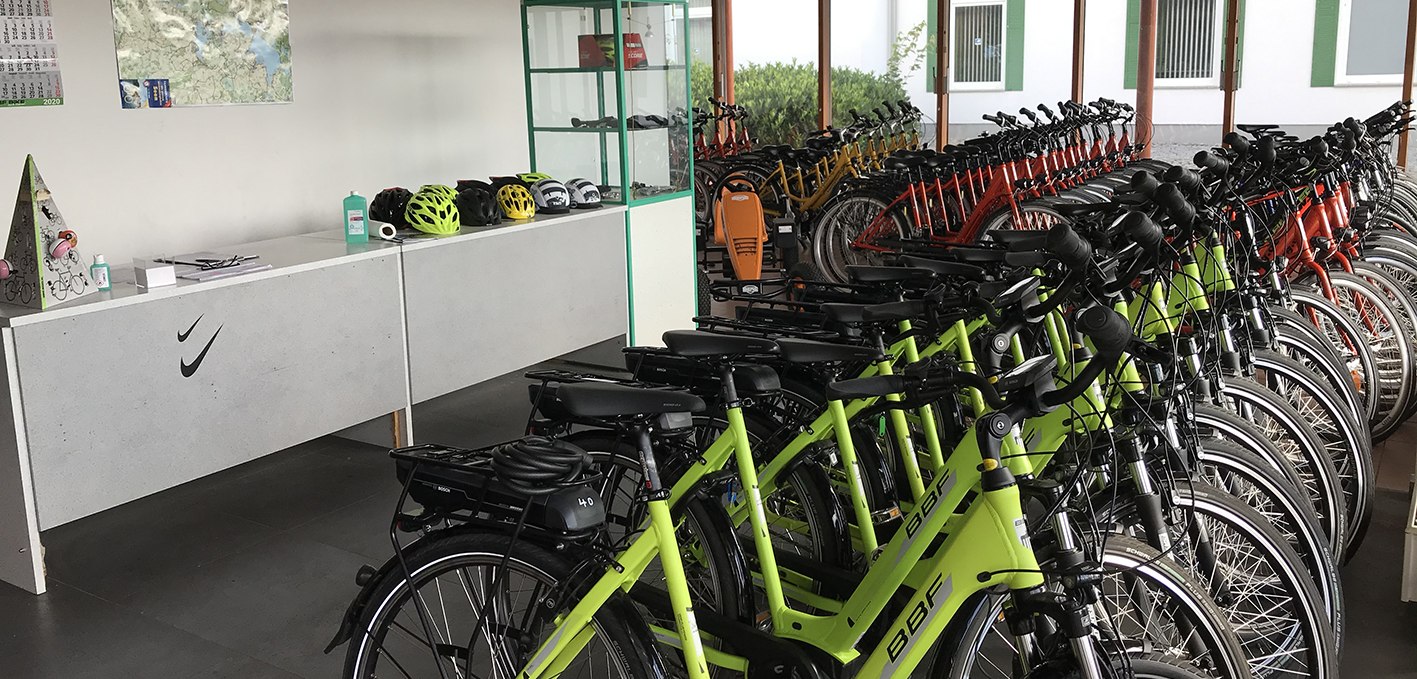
[{"xmin": 4, "ymin": 155, "xmax": 96, "ymax": 309}]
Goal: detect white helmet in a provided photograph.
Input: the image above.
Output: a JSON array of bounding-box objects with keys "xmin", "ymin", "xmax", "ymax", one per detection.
[
  {"xmin": 565, "ymin": 178, "xmax": 603, "ymax": 209},
  {"xmin": 530, "ymin": 178, "xmax": 571, "ymax": 214}
]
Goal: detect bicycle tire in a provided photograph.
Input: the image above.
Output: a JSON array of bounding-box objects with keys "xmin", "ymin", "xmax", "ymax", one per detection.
[
  {"xmin": 1248, "ymin": 348, "xmax": 1374, "ymax": 561},
  {"xmin": 810, "ymin": 190, "xmax": 905, "ymax": 283},
  {"xmin": 1097, "ymin": 484, "xmax": 1338, "ymax": 679},
  {"xmin": 343, "ymin": 531, "xmax": 664, "ymax": 679},
  {"xmin": 1211, "ymin": 380, "xmax": 1350, "ymax": 554},
  {"xmin": 1267, "ymin": 309, "xmax": 1369, "ymax": 430},
  {"xmin": 1286, "ymin": 290, "xmax": 1382, "ymax": 428},
  {"xmin": 1195, "ymin": 438, "xmax": 1343, "ymax": 649},
  {"xmin": 930, "ymin": 535, "xmax": 1255, "ymax": 679},
  {"xmin": 1309, "ymin": 268, "xmax": 1417, "ymax": 439}
]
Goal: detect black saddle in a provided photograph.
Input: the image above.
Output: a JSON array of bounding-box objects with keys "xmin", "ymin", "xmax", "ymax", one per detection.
[
  {"xmin": 896, "ymin": 256, "xmax": 988, "ymax": 280},
  {"xmin": 847, "ymin": 265, "xmax": 935, "ymax": 285},
  {"xmin": 662, "ymin": 330, "xmax": 778, "ymax": 358},
  {"xmin": 822, "ymin": 300, "xmax": 927, "ymax": 325},
  {"xmin": 776, "ymin": 338, "xmax": 881, "ymax": 364},
  {"xmin": 556, "ymin": 383, "xmax": 706, "ymax": 418}
]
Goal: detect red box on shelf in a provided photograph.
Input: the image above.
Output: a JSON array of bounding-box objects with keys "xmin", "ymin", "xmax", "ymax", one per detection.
[{"xmin": 577, "ymin": 33, "xmax": 649, "ymax": 69}]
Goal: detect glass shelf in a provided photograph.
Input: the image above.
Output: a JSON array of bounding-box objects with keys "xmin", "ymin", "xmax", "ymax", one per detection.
[{"xmin": 522, "ymin": 0, "xmax": 691, "ymax": 205}]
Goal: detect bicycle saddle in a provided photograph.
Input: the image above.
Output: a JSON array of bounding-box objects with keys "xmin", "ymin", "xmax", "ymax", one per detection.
[
  {"xmin": 847, "ymin": 265, "xmax": 935, "ymax": 284},
  {"xmin": 556, "ymin": 382, "xmax": 706, "ymax": 418},
  {"xmin": 896, "ymin": 256, "xmax": 988, "ymax": 280},
  {"xmin": 775, "ymin": 338, "xmax": 881, "ymax": 364},
  {"xmin": 821, "ymin": 300, "xmax": 927, "ymax": 325},
  {"xmin": 662, "ymin": 330, "xmax": 778, "ymax": 358}
]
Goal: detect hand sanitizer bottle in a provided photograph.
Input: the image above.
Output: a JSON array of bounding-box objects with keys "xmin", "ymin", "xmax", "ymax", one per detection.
[
  {"xmin": 90, "ymin": 254, "xmax": 111, "ymax": 291},
  {"xmin": 344, "ymin": 191, "xmax": 369, "ymax": 244}
]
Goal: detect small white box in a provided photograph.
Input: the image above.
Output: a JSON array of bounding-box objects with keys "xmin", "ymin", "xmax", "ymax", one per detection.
[{"xmin": 132, "ymin": 259, "xmax": 176, "ymax": 289}]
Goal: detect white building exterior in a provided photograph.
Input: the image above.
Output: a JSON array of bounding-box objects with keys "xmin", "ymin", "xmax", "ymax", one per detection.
[{"xmin": 718, "ymin": 1, "xmax": 1411, "ymax": 140}]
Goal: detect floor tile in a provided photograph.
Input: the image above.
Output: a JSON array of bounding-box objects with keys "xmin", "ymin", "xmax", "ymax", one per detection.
[
  {"xmin": 123, "ymin": 533, "xmax": 369, "ymax": 679},
  {"xmin": 0, "ymin": 581, "xmax": 299, "ymax": 679}
]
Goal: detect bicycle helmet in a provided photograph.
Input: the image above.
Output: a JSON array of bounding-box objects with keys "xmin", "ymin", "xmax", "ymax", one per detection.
[
  {"xmin": 517, "ymin": 172, "xmax": 552, "ymax": 186},
  {"xmin": 456, "ymin": 179, "xmax": 494, "ymax": 194},
  {"xmin": 457, "ymin": 188, "xmax": 503, "ymax": 227},
  {"xmin": 496, "ymin": 184, "xmax": 537, "ymax": 220},
  {"xmin": 530, "ymin": 178, "xmax": 572, "ymax": 214},
  {"xmin": 404, "ymin": 190, "xmax": 460, "ymax": 234},
  {"xmin": 565, "ymin": 178, "xmax": 603, "ymax": 209},
  {"xmin": 419, "ymin": 184, "xmax": 458, "ymax": 202},
  {"xmin": 370, "ymin": 187, "xmax": 413, "ymax": 226}
]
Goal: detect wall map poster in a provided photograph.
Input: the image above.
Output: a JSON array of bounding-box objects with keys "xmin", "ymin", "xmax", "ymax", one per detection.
[
  {"xmin": 0, "ymin": 0, "xmax": 64, "ymax": 108},
  {"xmin": 111, "ymin": 0, "xmax": 292, "ymax": 108}
]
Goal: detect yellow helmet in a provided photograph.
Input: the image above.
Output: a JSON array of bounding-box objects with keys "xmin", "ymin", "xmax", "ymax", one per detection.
[{"xmin": 497, "ymin": 184, "xmax": 536, "ymax": 220}]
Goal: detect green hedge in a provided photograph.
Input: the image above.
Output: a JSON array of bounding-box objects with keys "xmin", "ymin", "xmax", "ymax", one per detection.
[{"xmin": 690, "ymin": 61, "xmax": 910, "ymax": 147}]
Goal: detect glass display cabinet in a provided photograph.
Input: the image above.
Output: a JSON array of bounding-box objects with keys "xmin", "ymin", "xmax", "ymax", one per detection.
[
  {"xmin": 522, "ymin": 0, "xmax": 692, "ymax": 205},
  {"xmin": 521, "ymin": 0, "xmax": 696, "ymax": 345}
]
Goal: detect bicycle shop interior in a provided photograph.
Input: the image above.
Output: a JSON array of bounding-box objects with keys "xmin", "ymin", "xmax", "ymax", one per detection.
[{"xmin": 1, "ymin": 1, "xmax": 1416, "ymax": 677}]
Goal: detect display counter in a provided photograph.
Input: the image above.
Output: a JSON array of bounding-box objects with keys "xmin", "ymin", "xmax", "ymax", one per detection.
[{"xmin": 0, "ymin": 206, "xmax": 629, "ymax": 594}]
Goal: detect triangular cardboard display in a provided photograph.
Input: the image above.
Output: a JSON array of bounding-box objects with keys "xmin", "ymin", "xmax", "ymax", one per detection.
[{"xmin": 4, "ymin": 156, "xmax": 96, "ymax": 309}]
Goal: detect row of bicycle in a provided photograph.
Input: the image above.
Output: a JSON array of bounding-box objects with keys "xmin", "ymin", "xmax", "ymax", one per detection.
[{"xmin": 323, "ymin": 102, "xmax": 1415, "ymax": 677}]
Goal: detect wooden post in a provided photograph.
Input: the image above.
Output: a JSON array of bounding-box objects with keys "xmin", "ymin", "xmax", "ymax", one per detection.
[
  {"xmin": 1220, "ymin": 0, "xmax": 1242, "ymax": 136},
  {"xmin": 936, "ymin": 0, "xmax": 949, "ymax": 148},
  {"xmin": 1072, "ymin": 0, "xmax": 1086, "ymax": 103},
  {"xmin": 1136, "ymin": 0, "xmax": 1158, "ymax": 158},
  {"xmin": 818, "ymin": 0, "xmax": 831, "ymax": 129},
  {"xmin": 722, "ymin": 0, "xmax": 735, "ymax": 103},
  {"xmin": 711, "ymin": 0, "xmax": 724, "ymax": 102},
  {"xmin": 1400, "ymin": 0, "xmax": 1417, "ymax": 168}
]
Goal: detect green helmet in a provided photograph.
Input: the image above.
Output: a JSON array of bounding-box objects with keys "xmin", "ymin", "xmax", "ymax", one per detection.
[
  {"xmin": 405, "ymin": 190, "xmax": 459, "ymax": 234},
  {"xmin": 419, "ymin": 184, "xmax": 458, "ymax": 202},
  {"xmin": 517, "ymin": 172, "xmax": 552, "ymax": 186}
]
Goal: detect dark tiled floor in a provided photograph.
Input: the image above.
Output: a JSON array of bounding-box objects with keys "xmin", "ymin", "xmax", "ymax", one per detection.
[{"xmin": 2, "ymin": 348, "xmax": 1415, "ymax": 677}]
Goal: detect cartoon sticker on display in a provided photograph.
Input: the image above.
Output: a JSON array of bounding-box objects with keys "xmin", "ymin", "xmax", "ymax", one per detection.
[{"xmin": 3, "ymin": 155, "xmax": 96, "ymax": 309}]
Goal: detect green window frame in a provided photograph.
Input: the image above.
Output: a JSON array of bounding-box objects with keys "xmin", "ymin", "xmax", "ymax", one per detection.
[
  {"xmin": 1124, "ymin": 0, "xmax": 1246, "ymax": 89},
  {"xmin": 927, "ymin": 0, "xmax": 1025, "ymax": 93}
]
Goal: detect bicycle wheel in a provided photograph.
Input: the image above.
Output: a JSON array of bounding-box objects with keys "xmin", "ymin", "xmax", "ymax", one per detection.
[
  {"xmin": 1295, "ymin": 271, "xmax": 1414, "ymax": 439},
  {"xmin": 1248, "ymin": 349, "xmax": 1374, "ymax": 562},
  {"xmin": 1099, "ymin": 485, "xmax": 1338, "ymax": 679},
  {"xmin": 811, "ymin": 191, "xmax": 905, "ymax": 284},
  {"xmin": 1355, "ymin": 247, "xmax": 1417, "ymax": 421},
  {"xmin": 977, "ymin": 200, "xmax": 1068, "ymax": 238},
  {"xmin": 1287, "ymin": 290, "xmax": 1382, "ymax": 427},
  {"xmin": 930, "ymin": 535, "xmax": 1255, "ymax": 679},
  {"xmin": 343, "ymin": 531, "xmax": 663, "ymax": 679},
  {"xmin": 1266, "ymin": 308, "xmax": 1368, "ymax": 430},
  {"xmin": 1210, "ymin": 381, "xmax": 1350, "ymax": 554},
  {"xmin": 1195, "ymin": 439, "xmax": 1342, "ymax": 647}
]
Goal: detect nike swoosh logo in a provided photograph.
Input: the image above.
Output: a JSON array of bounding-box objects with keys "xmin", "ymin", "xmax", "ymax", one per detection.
[
  {"xmin": 180, "ymin": 325, "xmax": 222, "ymax": 378},
  {"xmin": 178, "ymin": 315, "xmax": 203, "ymax": 342}
]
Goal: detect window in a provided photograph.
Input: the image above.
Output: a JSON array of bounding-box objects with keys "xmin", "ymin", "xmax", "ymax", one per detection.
[
  {"xmin": 951, "ymin": 0, "xmax": 1005, "ymax": 90},
  {"xmin": 1155, "ymin": 0, "xmax": 1222, "ymax": 86},
  {"xmin": 1336, "ymin": 0, "xmax": 1406, "ymax": 84}
]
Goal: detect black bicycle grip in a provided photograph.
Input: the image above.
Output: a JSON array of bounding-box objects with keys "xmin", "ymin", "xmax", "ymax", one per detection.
[
  {"xmin": 1224, "ymin": 132, "xmax": 1250, "ymax": 157},
  {"xmin": 1019, "ymin": 107, "xmax": 1040, "ymax": 123},
  {"xmin": 1130, "ymin": 170, "xmax": 1160, "ymax": 196},
  {"xmin": 884, "ymin": 100, "xmax": 898, "ymax": 116},
  {"xmin": 1120, "ymin": 210, "xmax": 1164, "ymax": 251},
  {"xmin": 1163, "ymin": 165, "xmax": 1203, "ymax": 195},
  {"xmin": 1306, "ymin": 137, "xmax": 1330, "ymax": 158},
  {"xmin": 1257, "ymin": 136, "xmax": 1277, "ymax": 167},
  {"xmin": 1194, "ymin": 150, "xmax": 1231, "ymax": 177},
  {"xmin": 1155, "ymin": 183, "xmax": 1196, "ymax": 228},
  {"xmin": 1074, "ymin": 306, "xmax": 1133, "ymax": 356},
  {"xmin": 1045, "ymin": 222, "xmax": 1093, "ymax": 268},
  {"xmin": 983, "ymin": 113, "xmax": 1003, "ymax": 124}
]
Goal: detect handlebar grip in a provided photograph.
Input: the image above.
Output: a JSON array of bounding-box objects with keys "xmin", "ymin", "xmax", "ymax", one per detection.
[
  {"xmin": 1075, "ymin": 306, "xmax": 1133, "ymax": 356},
  {"xmin": 1130, "ymin": 170, "xmax": 1160, "ymax": 196},
  {"xmin": 1224, "ymin": 132, "xmax": 1251, "ymax": 157},
  {"xmin": 1155, "ymin": 182, "xmax": 1196, "ymax": 228},
  {"xmin": 1194, "ymin": 150, "xmax": 1231, "ymax": 177},
  {"xmin": 884, "ymin": 100, "xmax": 898, "ymax": 116},
  {"xmin": 1163, "ymin": 165, "xmax": 1204, "ymax": 195},
  {"xmin": 1257, "ymin": 136, "xmax": 1277, "ymax": 167},
  {"xmin": 1045, "ymin": 222, "xmax": 1093, "ymax": 268},
  {"xmin": 1120, "ymin": 210, "xmax": 1164, "ymax": 251},
  {"xmin": 1307, "ymin": 137, "xmax": 1330, "ymax": 157}
]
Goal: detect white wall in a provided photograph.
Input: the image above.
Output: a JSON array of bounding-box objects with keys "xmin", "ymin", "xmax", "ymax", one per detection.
[{"xmin": 0, "ymin": 0, "xmax": 530, "ymax": 266}]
